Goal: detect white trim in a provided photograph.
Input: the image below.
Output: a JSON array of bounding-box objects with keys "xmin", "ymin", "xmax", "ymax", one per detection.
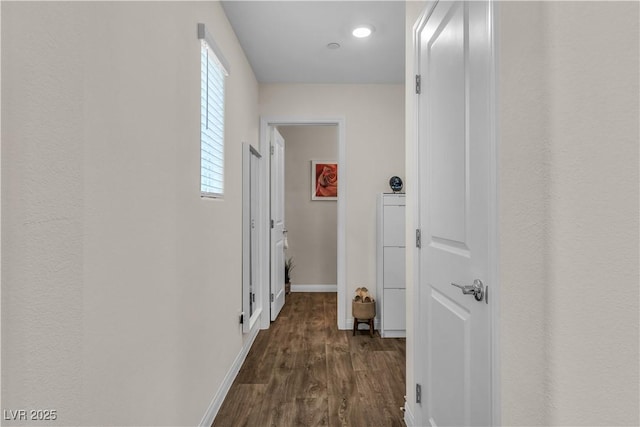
[
  {"xmin": 198, "ymin": 324, "xmax": 260, "ymax": 427},
  {"xmin": 336, "ymin": 121, "xmax": 346, "ymax": 330},
  {"xmin": 242, "ymin": 143, "xmax": 250, "ymax": 333},
  {"xmin": 290, "ymin": 284, "xmax": 337, "ymax": 293},
  {"xmin": 411, "ymin": 4, "xmax": 438, "ymax": 426},
  {"xmin": 197, "ymin": 23, "xmax": 230, "ymax": 75},
  {"xmin": 404, "ymin": 402, "xmax": 416, "ymax": 427},
  {"xmin": 259, "ymin": 116, "xmax": 347, "ymax": 331},
  {"xmin": 379, "ymin": 329, "xmax": 406, "ymax": 339}
]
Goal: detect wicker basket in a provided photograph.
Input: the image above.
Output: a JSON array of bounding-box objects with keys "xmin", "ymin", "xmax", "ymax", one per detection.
[{"xmin": 352, "ymin": 300, "xmax": 376, "ymax": 319}]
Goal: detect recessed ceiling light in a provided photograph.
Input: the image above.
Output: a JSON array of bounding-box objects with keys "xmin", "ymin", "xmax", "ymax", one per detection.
[
  {"xmin": 352, "ymin": 25, "xmax": 374, "ymax": 38},
  {"xmin": 327, "ymin": 42, "xmax": 341, "ymax": 50}
]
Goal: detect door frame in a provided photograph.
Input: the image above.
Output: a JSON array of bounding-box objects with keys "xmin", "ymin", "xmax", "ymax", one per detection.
[
  {"xmin": 410, "ymin": 1, "xmax": 500, "ymax": 425},
  {"xmin": 258, "ymin": 116, "xmax": 347, "ymax": 330}
]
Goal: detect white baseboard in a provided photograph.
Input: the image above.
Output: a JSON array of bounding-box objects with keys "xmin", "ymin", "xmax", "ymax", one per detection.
[
  {"xmin": 290, "ymin": 284, "xmax": 337, "ymax": 292},
  {"xmin": 199, "ymin": 324, "xmax": 260, "ymax": 427},
  {"xmin": 380, "ymin": 330, "xmax": 406, "ymax": 338},
  {"xmin": 404, "ymin": 403, "xmax": 415, "ymax": 426}
]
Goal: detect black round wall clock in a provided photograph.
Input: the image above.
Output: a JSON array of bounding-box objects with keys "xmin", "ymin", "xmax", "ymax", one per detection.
[{"xmin": 389, "ymin": 176, "xmax": 403, "ymax": 193}]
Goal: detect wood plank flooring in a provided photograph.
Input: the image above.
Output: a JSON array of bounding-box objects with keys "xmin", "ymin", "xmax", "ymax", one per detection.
[{"xmin": 213, "ymin": 292, "xmax": 406, "ymax": 427}]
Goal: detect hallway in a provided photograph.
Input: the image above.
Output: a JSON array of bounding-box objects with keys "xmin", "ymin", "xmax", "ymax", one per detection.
[{"xmin": 213, "ymin": 293, "xmax": 406, "ymax": 427}]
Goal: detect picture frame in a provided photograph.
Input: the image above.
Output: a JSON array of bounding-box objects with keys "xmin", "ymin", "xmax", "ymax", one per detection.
[{"xmin": 311, "ymin": 160, "xmax": 338, "ymax": 200}]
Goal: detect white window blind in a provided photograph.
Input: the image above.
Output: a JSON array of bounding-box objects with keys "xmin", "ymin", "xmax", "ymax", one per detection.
[{"xmin": 199, "ymin": 23, "xmax": 229, "ymax": 198}]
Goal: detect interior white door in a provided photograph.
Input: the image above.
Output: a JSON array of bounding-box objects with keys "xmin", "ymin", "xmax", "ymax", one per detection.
[
  {"xmin": 270, "ymin": 127, "xmax": 286, "ymax": 321},
  {"xmin": 242, "ymin": 144, "xmax": 262, "ymax": 333},
  {"xmin": 416, "ymin": 1, "xmax": 495, "ymax": 426}
]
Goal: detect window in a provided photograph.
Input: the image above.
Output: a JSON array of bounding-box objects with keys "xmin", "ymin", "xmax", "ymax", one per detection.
[{"xmin": 198, "ymin": 23, "xmax": 229, "ymax": 198}]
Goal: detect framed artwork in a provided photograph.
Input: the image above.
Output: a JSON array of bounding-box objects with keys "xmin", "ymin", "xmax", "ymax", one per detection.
[{"xmin": 311, "ymin": 161, "xmax": 338, "ymax": 200}]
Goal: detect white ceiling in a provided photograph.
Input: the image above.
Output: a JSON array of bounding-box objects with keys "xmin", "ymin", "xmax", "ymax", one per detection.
[{"xmin": 221, "ymin": 1, "xmax": 406, "ymax": 84}]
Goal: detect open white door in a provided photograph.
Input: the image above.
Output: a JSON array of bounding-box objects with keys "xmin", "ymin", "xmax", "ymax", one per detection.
[
  {"xmin": 242, "ymin": 143, "xmax": 262, "ymax": 333},
  {"xmin": 270, "ymin": 127, "xmax": 286, "ymax": 321},
  {"xmin": 415, "ymin": 1, "xmax": 496, "ymax": 426}
]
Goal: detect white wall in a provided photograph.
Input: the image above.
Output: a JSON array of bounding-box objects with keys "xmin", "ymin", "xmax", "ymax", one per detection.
[
  {"xmin": 260, "ymin": 84, "xmax": 405, "ymax": 314},
  {"xmin": 406, "ymin": 1, "xmax": 639, "ymax": 425},
  {"xmin": 498, "ymin": 2, "xmax": 552, "ymax": 423},
  {"xmin": 499, "ymin": 2, "xmax": 639, "ymax": 425},
  {"xmin": 3, "ymin": 4, "xmax": 85, "ymax": 422},
  {"xmin": 2, "ymin": 2, "xmax": 259, "ymax": 425},
  {"xmin": 279, "ymin": 125, "xmax": 338, "ymax": 287}
]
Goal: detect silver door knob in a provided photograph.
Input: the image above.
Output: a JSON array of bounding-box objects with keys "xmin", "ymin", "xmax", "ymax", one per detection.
[{"xmin": 450, "ymin": 279, "xmax": 485, "ymax": 302}]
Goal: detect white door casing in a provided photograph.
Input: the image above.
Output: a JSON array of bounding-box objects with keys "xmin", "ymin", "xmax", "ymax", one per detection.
[
  {"xmin": 251, "ymin": 147, "xmax": 260, "ymax": 323},
  {"xmin": 270, "ymin": 127, "xmax": 286, "ymax": 321},
  {"xmin": 415, "ymin": 1, "xmax": 498, "ymax": 426},
  {"xmin": 259, "ymin": 117, "xmax": 346, "ymax": 331}
]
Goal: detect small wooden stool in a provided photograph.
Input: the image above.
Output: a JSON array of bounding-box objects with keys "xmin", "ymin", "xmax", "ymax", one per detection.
[
  {"xmin": 352, "ymin": 300, "xmax": 376, "ymax": 338},
  {"xmin": 353, "ymin": 317, "xmax": 375, "ymax": 337}
]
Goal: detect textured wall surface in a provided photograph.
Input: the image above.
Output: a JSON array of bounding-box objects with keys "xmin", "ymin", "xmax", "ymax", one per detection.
[
  {"xmin": 498, "ymin": 2, "xmax": 554, "ymax": 424},
  {"xmin": 543, "ymin": 2, "xmax": 639, "ymax": 425},
  {"xmin": 499, "ymin": 1, "xmax": 639, "ymax": 425},
  {"xmin": 279, "ymin": 125, "xmax": 338, "ymax": 286},
  {"xmin": 2, "ymin": 4, "xmax": 84, "ymax": 422},
  {"xmin": 2, "ymin": 2, "xmax": 259, "ymax": 425}
]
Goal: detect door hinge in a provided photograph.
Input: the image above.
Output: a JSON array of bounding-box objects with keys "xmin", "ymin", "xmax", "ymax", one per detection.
[
  {"xmin": 239, "ymin": 313, "xmax": 244, "ymax": 324},
  {"xmin": 416, "ymin": 383, "xmax": 422, "ymax": 404},
  {"xmin": 416, "ymin": 229, "xmax": 422, "ymax": 248},
  {"xmin": 270, "ymin": 145, "xmax": 274, "ymax": 155},
  {"xmin": 415, "ymin": 74, "xmax": 421, "ymax": 94},
  {"xmin": 271, "ymin": 219, "xmax": 274, "ymax": 229},
  {"xmin": 270, "ymin": 293, "xmax": 274, "ymax": 302}
]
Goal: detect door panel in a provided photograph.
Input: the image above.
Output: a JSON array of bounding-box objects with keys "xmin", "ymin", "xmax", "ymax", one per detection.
[
  {"xmin": 417, "ymin": 1, "xmax": 494, "ymax": 426},
  {"xmin": 270, "ymin": 127, "xmax": 286, "ymax": 321},
  {"xmin": 430, "ymin": 289, "xmax": 470, "ymax": 427},
  {"xmin": 428, "ymin": 3, "xmax": 467, "ymax": 246}
]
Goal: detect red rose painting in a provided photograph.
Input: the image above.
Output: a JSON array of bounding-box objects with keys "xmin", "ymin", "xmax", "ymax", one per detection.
[{"xmin": 312, "ymin": 161, "xmax": 338, "ymax": 200}]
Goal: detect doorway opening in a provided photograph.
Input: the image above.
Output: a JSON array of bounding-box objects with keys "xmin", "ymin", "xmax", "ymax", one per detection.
[
  {"xmin": 278, "ymin": 125, "xmax": 338, "ymax": 296},
  {"xmin": 259, "ymin": 117, "xmax": 347, "ymax": 330}
]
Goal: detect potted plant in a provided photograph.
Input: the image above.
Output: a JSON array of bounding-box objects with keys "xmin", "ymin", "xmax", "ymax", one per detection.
[{"xmin": 284, "ymin": 257, "xmax": 294, "ymax": 295}]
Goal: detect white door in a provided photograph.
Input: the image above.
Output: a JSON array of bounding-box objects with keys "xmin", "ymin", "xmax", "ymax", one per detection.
[
  {"xmin": 242, "ymin": 144, "xmax": 262, "ymax": 333},
  {"xmin": 416, "ymin": 1, "xmax": 496, "ymax": 426},
  {"xmin": 270, "ymin": 127, "xmax": 286, "ymax": 321}
]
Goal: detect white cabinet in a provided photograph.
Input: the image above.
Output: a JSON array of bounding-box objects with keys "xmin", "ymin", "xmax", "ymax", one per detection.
[{"xmin": 377, "ymin": 193, "xmax": 406, "ymax": 338}]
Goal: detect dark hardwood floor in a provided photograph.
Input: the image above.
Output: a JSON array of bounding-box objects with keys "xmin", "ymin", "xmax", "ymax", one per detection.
[{"xmin": 213, "ymin": 292, "xmax": 406, "ymax": 427}]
